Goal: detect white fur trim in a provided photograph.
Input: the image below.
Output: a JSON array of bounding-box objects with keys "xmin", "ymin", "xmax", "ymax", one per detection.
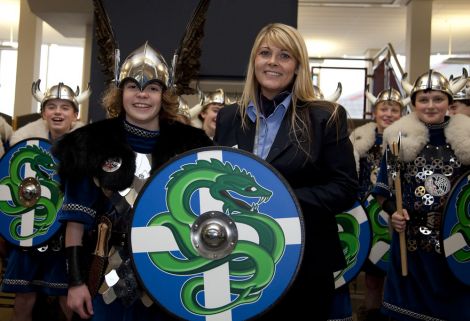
[
  {"xmin": 445, "ymin": 114, "xmax": 470, "ymax": 165},
  {"xmin": 383, "ymin": 113, "xmax": 428, "ymax": 163},
  {"xmin": 10, "ymin": 119, "xmax": 84, "ymax": 146},
  {"xmin": 383, "ymin": 113, "xmax": 470, "ymax": 165},
  {"xmin": 349, "ymin": 122, "xmax": 377, "ymax": 158}
]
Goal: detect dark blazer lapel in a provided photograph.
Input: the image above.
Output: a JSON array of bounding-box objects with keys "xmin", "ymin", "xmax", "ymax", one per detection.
[
  {"xmin": 266, "ymin": 115, "xmax": 291, "ymax": 163},
  {"xmin": 236, "ymin": 116, "xmax": 256, "ymax": 152}
]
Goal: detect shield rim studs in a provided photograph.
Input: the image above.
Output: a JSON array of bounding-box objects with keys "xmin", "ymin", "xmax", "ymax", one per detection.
[
  {"xmin": 191, "ymin": 211, "xmax": 238, "ymax": 260},
  {"xmin": 18, "ymin": 177, "xmax": 41, "ymax": 208}
]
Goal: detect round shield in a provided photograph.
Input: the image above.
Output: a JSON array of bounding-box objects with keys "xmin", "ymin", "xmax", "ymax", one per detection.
[
  {"xmin": 442, "ymin": 171, "xmax": 470, "ymax": 286},
  {"xmin": 130, "ymin": 146, "xmax": 304, "ymax": 320},
  {"xmin": 334, "ymin": 200, "xmax": 371, "ymax": 289},
  {"xmin": 0, "ymin": 138, "xmax": 63, "ymax": 247},
  {"xmin": 362, "ymin": 193, "xmax": 391, "ymax": 272}
]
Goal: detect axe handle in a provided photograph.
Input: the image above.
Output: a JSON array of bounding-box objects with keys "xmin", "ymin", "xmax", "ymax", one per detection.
[{"xmin": 392, "ymin": 142, "xmax": 408, "ymax": 276}]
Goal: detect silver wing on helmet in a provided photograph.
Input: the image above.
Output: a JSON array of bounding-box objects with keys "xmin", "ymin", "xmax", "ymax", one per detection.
[{"xmin": 92, "ymin": 0, "xmax": 211, "ymax": 93}]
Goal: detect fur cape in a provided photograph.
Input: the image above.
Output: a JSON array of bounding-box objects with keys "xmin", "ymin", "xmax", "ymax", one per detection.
[
  {"xmin": 383, "ymin": 113, "xmax": 470, "ymax": 164},
  {"xmin": 9, "ymin": 118, "xmax": 84, "ymax": 146},
  {"xmin": 52, "ymin": 117, "xmax": 213, "ymax": 192},
  {"xmin": 349, "ymin": 121, "xmax": 378, "ymax": 172}
]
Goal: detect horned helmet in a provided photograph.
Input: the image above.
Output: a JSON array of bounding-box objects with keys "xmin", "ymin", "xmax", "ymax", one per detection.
[
  {"xmin": 189, "ymin": 88, "xmax": 237, "ymax": 120},
  {"xmin": 312, "ymin": 82, "xmax": 342, "ymax": 102},
  {"xmin": 449, "ymin": 75, "xmax": 470, "ymax": 102},
  {"xmin": 401, "ymin": 69, "xmax": 468, "ymax": 105},
  {"xmin": 32, "ymin": 80, "xmax": 91, "ymax": 112},
  {"xmin": 118, "ymin": 42, "xmax": 170, "ymax": 90},
  {"xmin": 365, "ymin": 87, "xmax": 408, "ymax": 110}
]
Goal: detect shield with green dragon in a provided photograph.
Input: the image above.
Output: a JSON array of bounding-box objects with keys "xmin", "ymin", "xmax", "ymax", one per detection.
[
  {"xmin": 334, "ymin": 200, "xmax": 372, "ymax": 288},
  {"xmin": 0, "ymin": 138, "xmax": 63, "ymax": 247},
  {"xmin": 130, "ymin": 147, "xmax": 304, "ymax": 320},
  {"xmin": 442, "ymin": 171, "xmax": 470, "ymax": 286},
  {"xmin": 362, "ymin": 193, "xmax": 391, "ymax": 272}
]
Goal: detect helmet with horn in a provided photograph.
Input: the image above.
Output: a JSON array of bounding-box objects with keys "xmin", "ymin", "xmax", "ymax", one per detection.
[
  {"xmin": 365, "ymin": 86, "xmax": 407, "ymax": 110},
  {"xmin": 313, "ymin": 82, "xmax": 342, "ymax": 102},
  {"xmin": 190, "ymin": 88, "xmax": 232, "ymax": 120},
  {"xmin": 118, "ymin": 42, "xmax": 170, "ymax": 90},
  {"xmin": 401, "ymin": 69, "xmax": 468, "ymax": 105},
  {"xmin": 450, "ymin": 75, "xmax": 470, "ymax": 101},
  {"xmin": 32, "ymin": 79, "xmax": 91, "ymax": 112}
]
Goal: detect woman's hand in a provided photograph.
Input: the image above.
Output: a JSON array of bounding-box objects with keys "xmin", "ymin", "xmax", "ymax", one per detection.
[
  {"xmin": 68, "ymin": 284, "xmax": 93, "ymax": 319},
  {"xmin": 390, "ymin": 208, "xmax": 409, "ymax": 233}
]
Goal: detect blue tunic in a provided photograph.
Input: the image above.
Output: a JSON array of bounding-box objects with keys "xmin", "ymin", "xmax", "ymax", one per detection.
[{"xmin": 59, "ymin": 120, "xmax": 173, "ymax": 321}]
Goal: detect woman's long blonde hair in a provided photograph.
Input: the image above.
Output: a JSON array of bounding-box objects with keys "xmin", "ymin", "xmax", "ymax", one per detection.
[{"xmin": 239, "ymin": 23, "xmax": 339, "ymax": 150}]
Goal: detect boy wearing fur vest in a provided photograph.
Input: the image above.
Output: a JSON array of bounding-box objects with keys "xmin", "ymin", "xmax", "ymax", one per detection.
[
  {"xmin": 349, "ymin": 88, "xmax": 406, "ymax": 321},
  {"xmin": 372, "ymin": 69, "xmax": 470, "ymax": 321}
]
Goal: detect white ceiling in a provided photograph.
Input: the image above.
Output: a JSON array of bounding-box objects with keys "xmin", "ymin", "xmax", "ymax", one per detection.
[
  {"xmin": 0, "ymin": 0, "xmax": 469, "ymax": 57},
  {"xmin": 299, "ymin": 0, "xmax": 470, "ymax": 56}
]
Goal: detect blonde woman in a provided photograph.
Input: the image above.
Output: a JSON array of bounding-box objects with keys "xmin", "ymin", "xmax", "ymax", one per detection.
[{"xmin": 215, "ymin": 23, "xmax": 358, "ymax": 320}]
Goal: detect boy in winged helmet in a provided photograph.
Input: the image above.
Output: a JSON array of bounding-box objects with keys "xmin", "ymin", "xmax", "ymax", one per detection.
[
  {"xmin": 53, "ymin": 43, "xmax": 212, "ymax": 320},
  {"xmin": 372, "ymin": 69, "xmax": 470, "ymax": 321},
  {"xmin": 2, "ymin": 81, "xmax": 90, "ymax": 321}
]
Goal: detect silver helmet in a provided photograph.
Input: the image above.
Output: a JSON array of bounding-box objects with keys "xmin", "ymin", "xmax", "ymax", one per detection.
[
  {"xmin": 203, "ymin": 88, "xmax": 226, "ymax": 107},
  {"xmin": 189, "ymin": 88, "xmax": 239, "ymax": 123},
  {"xmin": 365, "ymin": 87, "xmax": 406, "ymax": 109},
  {"xmin": 118, "ymin": 42, "xmax": 170, "ymax": 89},
  {"xmin": 401, "ymin": 69, "xmax": 468, "ymax": 104},
  {"xmin": 32, "ymin": 79, "xmax": 91, "ymax": 111},
  {"xmin": 450, "ymin": 76, "xmax": 470, "ymax": 101}
]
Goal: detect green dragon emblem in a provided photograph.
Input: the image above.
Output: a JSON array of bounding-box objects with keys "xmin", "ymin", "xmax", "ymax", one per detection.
[
  {"xmin": 451, "ymin": 180, "xmax": 470, "ymax": 263},
  {"xmin": 147, "ymin": 159, "xmax": 286, "ymax": 315},
  {"xmin": 365, "ymin": 197, "xmax": 391, "ymax": 264},
  {"xmin": 336, "ymin": 212, "xmax": 360, "ymax": 281},
  {"xmin": 0, "ymin": 144, "xmax": 63, "ymax": 241}
]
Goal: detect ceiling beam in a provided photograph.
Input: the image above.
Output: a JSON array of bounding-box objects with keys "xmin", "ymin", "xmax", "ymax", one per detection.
[{"xmin": 27, "ymin": 0, "xmax": 93, "ymax": 38}]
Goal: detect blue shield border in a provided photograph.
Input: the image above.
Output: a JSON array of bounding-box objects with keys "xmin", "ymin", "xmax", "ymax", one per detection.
[
  {"xmin": 0, "ymin": 138, "xmax": 63, "ymax": 247},
  {"xmin": 362, "ymin": 193, "xmax": 391, "ymax": 272},
  {"xmin": 442, "ymin": 171, "xmax": 470, "ymax": 286},
  {"xmin": 334, "ymin": 200, "xmax": 372, "ymax": 288}
]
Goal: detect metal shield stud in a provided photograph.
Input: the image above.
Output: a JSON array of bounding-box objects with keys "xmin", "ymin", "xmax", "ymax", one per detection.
[
  {"xmin": 102, "ymin": 157, "xmax": 122, "ymax": 173},
  {"xmin": 191, "ymin": 211, "xmax": 238, "ymax": 260},
  {"xmin": 18, "ymin": 177, "xmax": 41, "ymax": 207}
]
